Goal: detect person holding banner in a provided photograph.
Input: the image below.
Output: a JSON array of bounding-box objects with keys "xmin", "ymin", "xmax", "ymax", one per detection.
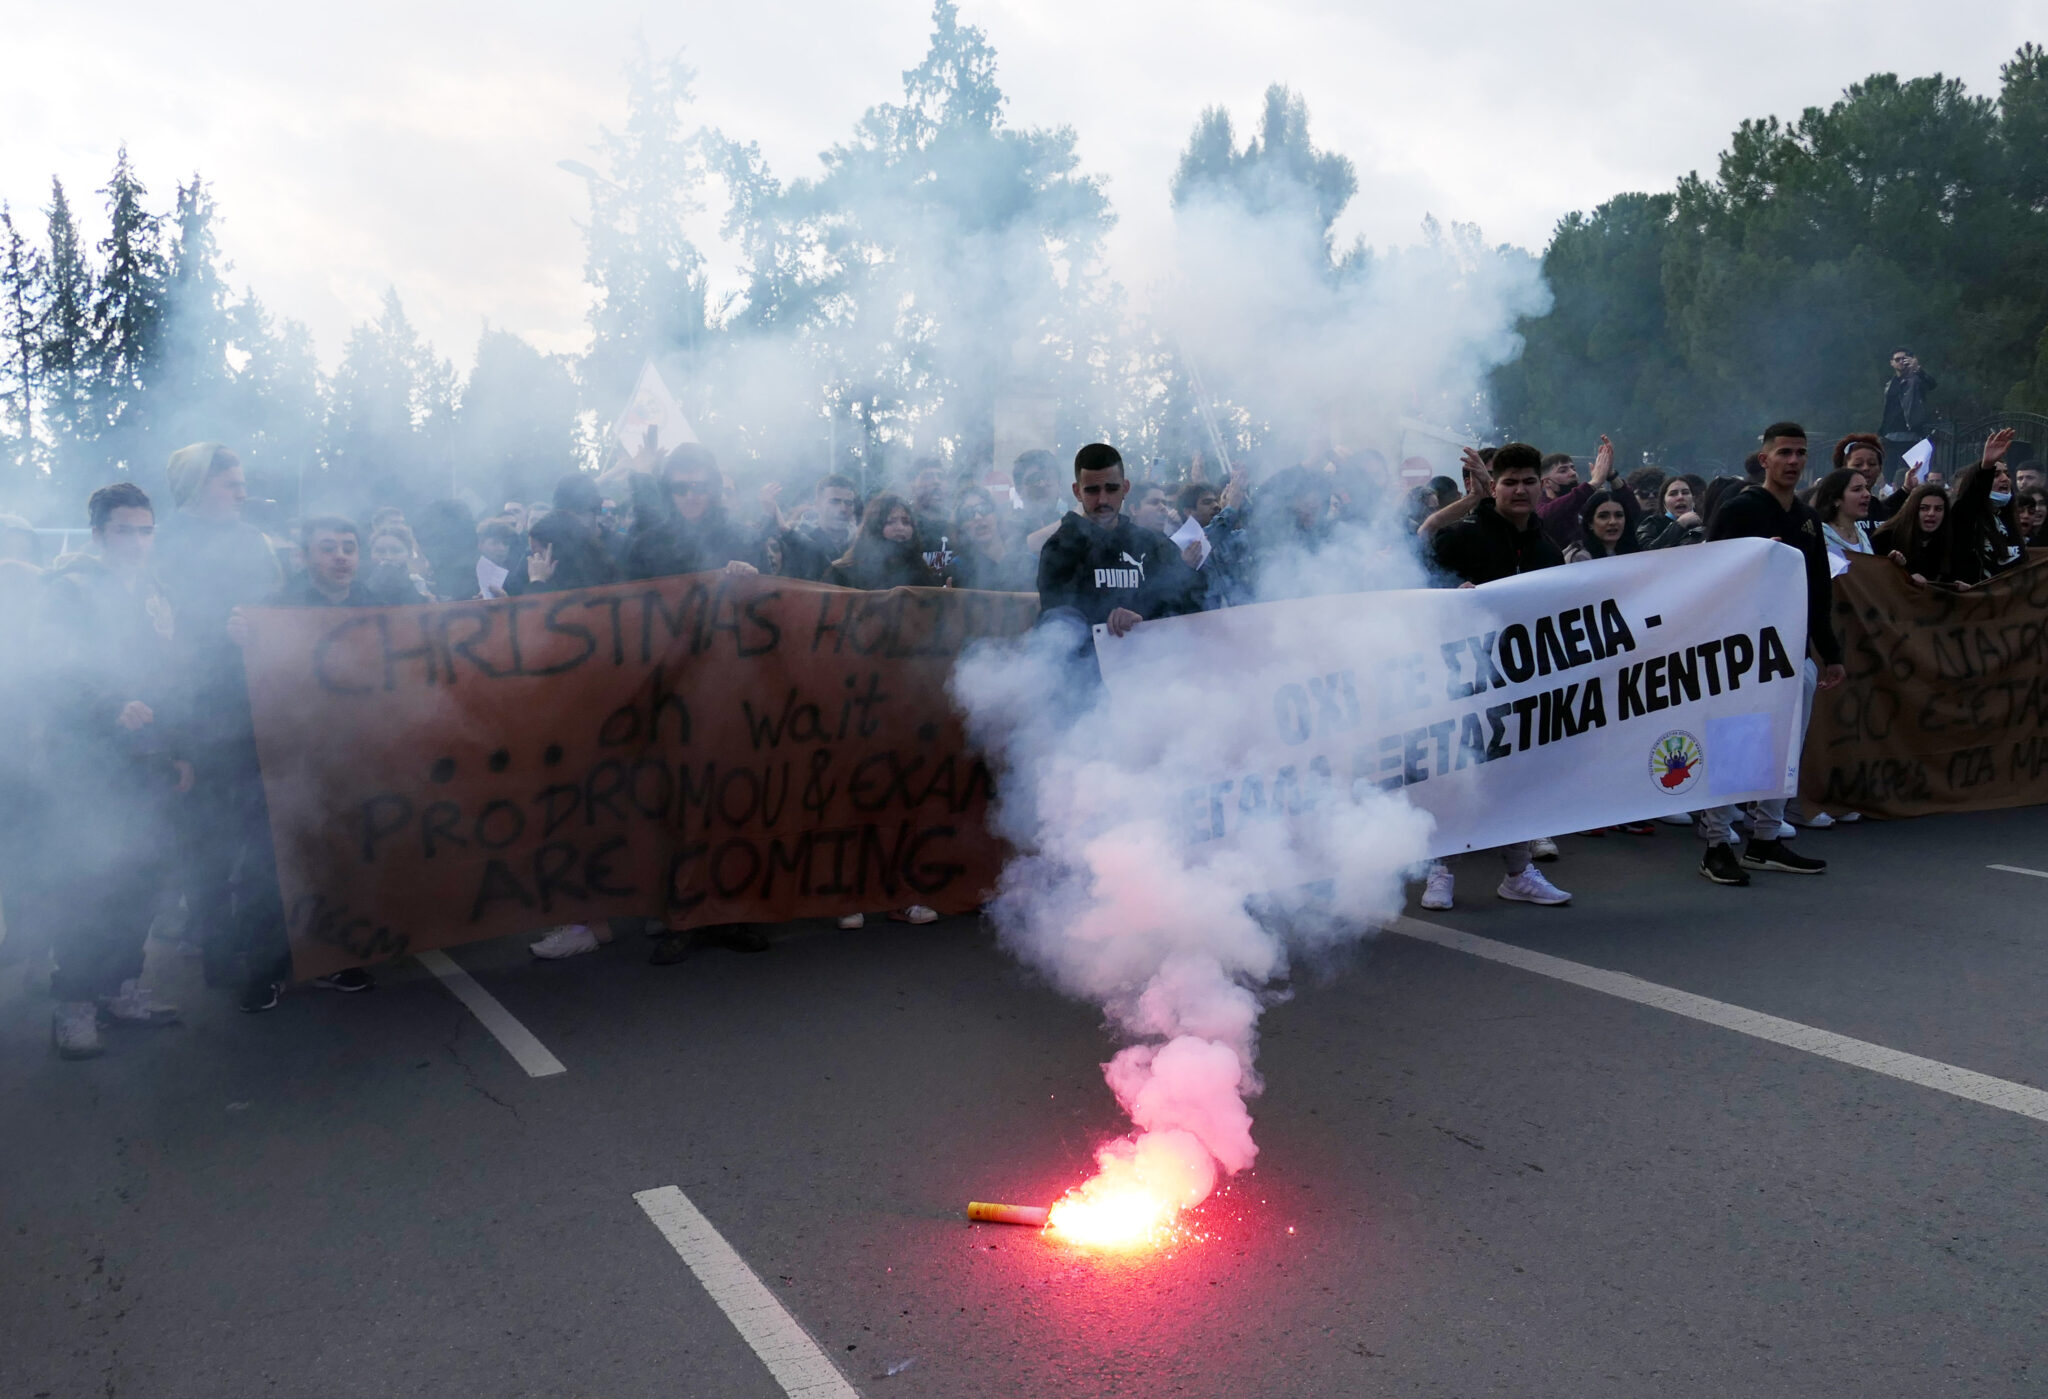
[
  {"xmin": 1036, "ymin": 443, "xmax": 1205, "ymax": 640},
  {"xmin": 1869, "ymin": 482, "xmax": 1953, "ymax": 584},
  {"xmin": 1694, "ymin": 422, "xmax": 1841, "ymax": 884},
  {"xmin": 626, "ymin": 446, "xmax": 762, "ymax": 582},
  {"xmin": 1418, "ymin": 444, "xmax": 1573, "ymax": 909}
]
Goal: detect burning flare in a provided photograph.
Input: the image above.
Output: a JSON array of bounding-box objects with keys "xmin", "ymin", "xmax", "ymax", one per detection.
[{"xmin": 1045, "ymin": 1126, "xmax": 1217, "ymax": 1249}]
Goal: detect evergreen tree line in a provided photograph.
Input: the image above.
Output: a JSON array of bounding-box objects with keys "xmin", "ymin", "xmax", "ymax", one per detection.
[
  {"xmin": 0, "ymin": 158, "xmax": 581, "ymax": 524},
  {"xmin": 1493, "ymin": 43, "xmax": 2048, "ymax": 470},
  {"xmin": 6, "ymin": 8, "xmax": 2043, "ymax": 524}
]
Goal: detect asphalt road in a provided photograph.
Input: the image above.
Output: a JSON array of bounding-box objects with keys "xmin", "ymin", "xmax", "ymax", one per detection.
[{"xmin": 4, "ymin": 805, "xmax": 2046, "ymax": 1398}]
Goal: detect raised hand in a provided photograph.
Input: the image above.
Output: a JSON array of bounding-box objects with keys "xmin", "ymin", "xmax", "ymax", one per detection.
[
  {"xmin": 1460, "ymin": 446, "xmax": 1492, "ymax": 499},
  {"xmin": 1591, "ymin": 434, "xmax": 1616, "ymax": 486},
  {"xmin": 1983, "ymin": 427, "xmax": 2016, "ymax": 466}
]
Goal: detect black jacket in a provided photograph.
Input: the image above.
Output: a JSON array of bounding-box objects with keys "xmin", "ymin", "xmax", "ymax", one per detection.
[
  {"xmin": 626, "ymin": 510, "xmax": 759, "ymax": 582},
  {"xmin": 822, "ymin": 537, "xmax": 936, "ymax": 591},
  {"xmin": 151, "ymin": 511, "xmax": 281, "ymax": 749},
  {"xmin": 948, "ymin": 539, "xmax": 1037, "ymax": 593},
  {"xmin": 1035, "ymin": 513, "xmax": 1204, "ymax": 625},
  {"xmin": 1944, "ymin": 461, "xmax": 2026, "ymax": 585},
  {"xmin": 1637, "ymin": 512, "xmax": 1702, "ymax": 550},
  {"xmin": 1880, "ymin": 370, "xmax": 1938, "ymax": 437},
  {"xmin": 1431, "ymin": 500, "xmax": 1564, "ymax": 585},
  {"xmin": 1705, "ymin": 484, "xmax": 1842, "ymax": 665},
  {"xmin": 39, "ymin": 555, "xmax": 185, "ymax": 799},
  {"xmin": 776, "ymin": 524, "xmax": 854, "ymax": 583}
]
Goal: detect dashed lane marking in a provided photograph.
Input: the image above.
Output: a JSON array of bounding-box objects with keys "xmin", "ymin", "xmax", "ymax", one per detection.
[
  {"xmin": 416, "ymin": 949, "xmax": 567, "ymax": 1078},
  {"xmin": 1989, "ymin": 864, "xmax": 2048, "ymax": 881},
  {"xmin": 635, "ymin": 1186, "xmax": 861, "ymax": 1398},
  {"xmin": 1387, "ymin": 916, "xmax": 2048, "ymax": 1125}
]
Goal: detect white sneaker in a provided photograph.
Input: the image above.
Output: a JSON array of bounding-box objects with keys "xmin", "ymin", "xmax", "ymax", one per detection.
[
  {"xmin": 1529, "ymin": 837, "xmax": 1560, "ymax": 862},
  {"xmin": 530, "ymin": 925, "xmax": 600, "ymax": 959},
  {"xmin": 53, "ymin": 1002, "xmax": 103, "ymax": 1059},
  {"xmin": 1657, "ymin": 813, "xmax": 1693, "ymax": 826},
  {"xmin": 1839, "ymin": 812, "xmax": 1861, "ymax": 823},
  {"xmin": 1420, "ymin": 865, "xmax": 1455, "ymax": 911},
  {"xmin": 895, "ymin": 905, "xmax": 939, "ymax": 925},
  {"xmin": 1775, "ymin": 821, "xmax": 1797, "ymax": 840},
  {"xmin": 98, "ymin": 979, "xmax": 179, "ymax": 1026},
  {"xmin": 1791, "ymin": 811, "xmax": 1835, "ymax": 829},
  {"xmin": 1498, "ymin": 869, "xmax": 1572, "ymax": 906},
  {"xmin": 836, "ymin": 913, "xmax": 866, "ymax": 930}
]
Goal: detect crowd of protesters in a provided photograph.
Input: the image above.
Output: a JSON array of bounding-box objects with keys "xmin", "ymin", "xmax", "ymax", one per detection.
[{"xmin": 1, "ymin": 365, "xmax": 2041, "ymax": 1058}]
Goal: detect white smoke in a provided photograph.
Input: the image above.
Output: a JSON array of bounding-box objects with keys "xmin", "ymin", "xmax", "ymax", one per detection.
[{"xmin": 949, "ymin": 191, "xmax": 1548, "ymax": 1225}]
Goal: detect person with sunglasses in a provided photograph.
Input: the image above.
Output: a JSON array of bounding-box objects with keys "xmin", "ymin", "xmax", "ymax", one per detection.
[
  {"xmin": 948, "ymin": 484, "xmax": 1036, "ymax": 592},
  {"xmin": 625, "ymin": 444, "xmax": 762, "ymax": 582}
]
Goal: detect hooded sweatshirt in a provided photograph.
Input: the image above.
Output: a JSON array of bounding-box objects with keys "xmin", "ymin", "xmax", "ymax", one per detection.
[{"xmin": 1035, "ymin": 512, "xmax": 1205, "ymax": 624}]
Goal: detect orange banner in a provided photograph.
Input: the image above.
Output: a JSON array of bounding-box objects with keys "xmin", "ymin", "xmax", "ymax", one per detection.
[
  {"xmin": 243, "ymin": 575, "xmax": 1038, "ymax": 979},
  {"xmin": 1802, "ymin": 552, "xmax": 2048, "ymax": 818}
]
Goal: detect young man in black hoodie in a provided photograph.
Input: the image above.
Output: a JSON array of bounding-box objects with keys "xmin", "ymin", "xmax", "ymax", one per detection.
[
  {"xmin": 1418, "ymin": 444, "xmax": 1573, "ymax": 909},
  {"xmin": 1696, "ymin": 422, "xmax": 1843, "ymax": 884},
  {"xmin": 1036, "ymin": 443, "xmax": 1204, "ymax": 637}
]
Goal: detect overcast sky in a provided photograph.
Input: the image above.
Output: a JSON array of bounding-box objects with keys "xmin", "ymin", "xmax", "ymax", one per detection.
[{"xmin": 2, "ymin": 1, "xmax": 2036, "ymax": 371}]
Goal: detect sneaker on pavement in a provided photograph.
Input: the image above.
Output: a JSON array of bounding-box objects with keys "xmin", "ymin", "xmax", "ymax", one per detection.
[
  {"xmin": 98, "ymin": 978, "xmax": 180, "ymax": 1027},
  {"xmin": 1657, "ymin": 812, "xmax": 1694, "ymax": 827},
  {"xmin": 238, "ymin": 979, "xmax": 283, "ymax": 1013},
  {"xmin": 314, "ymin": 967, "xmax": 375, "ymax": 992},
  {"xmin": 1742, "ymin": 839, "xmax": 1827, "ymax": 875},
  {"xmin": 836, "ymin": 913, "xmax": 866, "ymax": 930},
  {"xmin": 53, "ymin": 1001, "xmax": 104, "ymax": 1059},
  {"xmin": 1838, "ymin": 811, "xmax": 1862, "ymax": 823},
  {"xmin": 1791, "ymin": 811, "xmax": 1836, "ymax": 829},
  {"xmin": 530, "ymin": 924, "xmax": 601, "ymax": 959},
  {"xmin": 1497, "ymin": 868, "xmax": 1571, "ymax": 905},
  {"xmin": 1618, "ymin": 821, "xmax": 1658, "ymax": 836},
  {"xmin": 1774, "ymin": 820, "xmax": 1798, "ymax": 840},
  {"xmin": 1699, "ymin": 842, "xmax": 1751, "ymax": 886},
  {"xmin": 891, "ymin": 906, "xmax": 939, "ymax": 925},
  {"xmin": 1529, "ymin": 837, "xmax": 1560, "ymax": 862},
  {"xmin": 1420, "ymin": 865, "xmax": 1455, "ymax": 911}
]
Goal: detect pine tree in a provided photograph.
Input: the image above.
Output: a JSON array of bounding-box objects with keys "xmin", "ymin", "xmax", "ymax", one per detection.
[
  {"xmin": 0, "ymin": 202, "xmax": 45, "ymax": 484},
  {"xmin": 40, "ymin": 179, "xmax": 95, "ymax": 495},
  {"xmin": 157, "ymin": 175, "xmax": 232, "ymax": 450},
  {"xmin": 225, "ymin": 292, "xmax": 326, "ymax": 510},
  {"xmin": 323, "ymin": 288, "xmax": 456, "ymax": 509},
  {"xmin": 455, "ymin": 328, "xmax": 583, "ymax": 504},
  {"xmin": 581, "ymin": 43, "xmax": 710, "ymax": 406},
  {"xmin": 90, "ymin": 147, "xmax": 167, "ymax": 475}
]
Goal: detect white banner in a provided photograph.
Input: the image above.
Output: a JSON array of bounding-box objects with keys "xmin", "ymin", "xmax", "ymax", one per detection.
[{"xmin": 1092, "ymin": 539, "xmax": 1810, "ymax": 859}]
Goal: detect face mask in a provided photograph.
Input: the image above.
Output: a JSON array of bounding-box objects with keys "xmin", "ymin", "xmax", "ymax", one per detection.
[{"xmin": 1990, "ymin": 491, "xmax": 2013, "ymax": 505}]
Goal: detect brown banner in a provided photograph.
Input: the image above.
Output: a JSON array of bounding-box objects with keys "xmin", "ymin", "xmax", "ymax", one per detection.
[
  {"xmin": 1802, "ymin": 552, "xmax": 2048, "ymax": 818},
  {"xmin": 243, "ymin": 575, "xmax": 1038, "ymax": 979}
]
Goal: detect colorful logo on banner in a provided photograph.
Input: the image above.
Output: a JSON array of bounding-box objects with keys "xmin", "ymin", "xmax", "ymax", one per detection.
[{"xmin": 1651, "ymin": 731, "xmax": 1704, "ymax": 794}]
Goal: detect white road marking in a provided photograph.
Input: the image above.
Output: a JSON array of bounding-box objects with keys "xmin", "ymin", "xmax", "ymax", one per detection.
[
  {"xmin": 1989, "ymin": 864, "xmax": 2048, "ymax": 881},
  {"xmin": 634, "ymin": 1186, "xmax": 861, "ymax": 1399},
  {"xmin": 1387, "ymin": 916, "xmax": 2048, "ymax": 1125},
  {"xmin": 415, "ymin": 949, "xmax": 566, "ymax": 1078}
]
